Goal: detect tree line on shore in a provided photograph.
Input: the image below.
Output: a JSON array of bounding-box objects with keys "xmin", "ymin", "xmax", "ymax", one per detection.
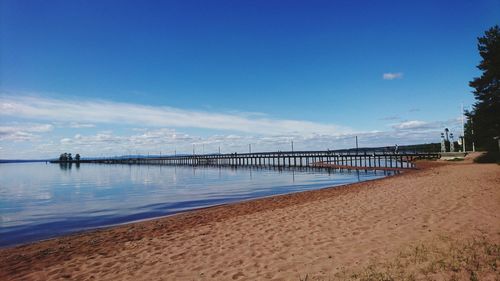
[
  {"xmin": 466, "ymin": 25, "xmax": 500, "ymax": 162},
  {"xmin": 59, "ymin": 153, "xmax": 81, "ymax": 162}
]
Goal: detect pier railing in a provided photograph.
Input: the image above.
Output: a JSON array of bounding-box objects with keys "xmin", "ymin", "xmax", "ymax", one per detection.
[{"xmin": 53, "ymin": 150, "xmax": 441, "ymax": 171}]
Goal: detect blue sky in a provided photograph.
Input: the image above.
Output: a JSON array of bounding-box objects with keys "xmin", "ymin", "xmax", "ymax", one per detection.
[{"xmin": 1, "ymin": 0, "xmax": 499, "ymax": 158}]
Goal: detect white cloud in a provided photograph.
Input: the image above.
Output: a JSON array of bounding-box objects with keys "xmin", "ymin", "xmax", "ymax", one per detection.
[
  {"xmin": 60, "ymin": 138, "xmax": 72, "ymax": 144},
  {"xmin": 0, "ymin": 95, "xmax": 351, "ymax": 136},
  {"xmin": 0, "ymin": 93, "xmax": 466, "ymax": 159},
  {"xmin": 0, "ymin": 121, "xmax": 463, "ymax": 159},
  {"xmin": 391, "ymin": 118, "xmax": 461, "ymax": 132},
  {"xmin": 0, "ymin": 123, "xmax": 53, "ymax": 141},
  {"xmin": 69, "ymin": 122, "xmax": 95, "ymax": 128},
  {"xmin": 383, "ymin": 72, "xmax": 403, "ymax": 80},
  {"xmin": 49, "ymin": 127, "xmax": 450, "ymax": 158},
  {"xmin": 0, "ymin": 131, "xmax": 35, "ymax": 142},
  {"xmin": 392, "ymin": 120, "xmax": 430, "ymax": 130}
]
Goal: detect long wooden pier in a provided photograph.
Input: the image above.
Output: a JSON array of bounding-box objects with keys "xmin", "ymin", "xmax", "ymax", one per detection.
[{"xmin": 58, "ymin": 150, "xmax": 440, "ymax": 171}]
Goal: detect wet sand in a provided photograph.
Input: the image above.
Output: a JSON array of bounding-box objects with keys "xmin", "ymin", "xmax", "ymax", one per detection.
[{"xmin": 1, "ymin": 154, "xmax": 499, "ymax": 280}]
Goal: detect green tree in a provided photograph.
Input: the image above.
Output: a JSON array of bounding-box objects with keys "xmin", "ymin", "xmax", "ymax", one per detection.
[
  {"xmin": 463, "ymin": 109, "xmax": 475, "ymax": 150},
  {"xmin": 468, "ymin": 25, "xmax": 500, "ymax": 151}
]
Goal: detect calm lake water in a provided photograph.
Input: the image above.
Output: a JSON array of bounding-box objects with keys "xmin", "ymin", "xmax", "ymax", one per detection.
[{"xmin": 0, "ymin": 162, "xmax": 393, "ymax": 247}]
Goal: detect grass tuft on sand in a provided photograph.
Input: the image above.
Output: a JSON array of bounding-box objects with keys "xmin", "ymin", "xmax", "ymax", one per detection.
[{"xmin": 304, "ymin": 235, "xmax": 500, "ymax": 281}]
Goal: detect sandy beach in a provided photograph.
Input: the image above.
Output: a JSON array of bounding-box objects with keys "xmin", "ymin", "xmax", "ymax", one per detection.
[{"xmin": 1, "ymin": 154, "xmax": 499, "ymax": 280}]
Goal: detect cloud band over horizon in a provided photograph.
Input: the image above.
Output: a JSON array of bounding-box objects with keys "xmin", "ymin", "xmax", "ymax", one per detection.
[
  {"xmin": 0, "ymin": 95, "xmax": 352, "ymax": 136},
  {"xmin": 0, "ymin": 93, "xmax": 462, "ymax": 159}
]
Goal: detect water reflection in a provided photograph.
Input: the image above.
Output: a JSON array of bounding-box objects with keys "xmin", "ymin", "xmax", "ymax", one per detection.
[
  {"xmin": 0, "ymin": 163, "xmax": 393, "ymax": 247},
  {"xmin": 58, "ymin": 162, "xmax": 81, "ymax": 171},
  {"xmin": 59, "ymin": 162, "xmax": 72, "ymax": 170}
]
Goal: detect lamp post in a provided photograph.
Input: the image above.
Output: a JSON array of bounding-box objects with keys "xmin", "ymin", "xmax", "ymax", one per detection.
[
  {"xmin": 441, "ymin": 132, "xmax": 446, "ymax": 152},
  {"xmin": 449, "ymin": 133, "xmax": 455, "ymax": 152}
]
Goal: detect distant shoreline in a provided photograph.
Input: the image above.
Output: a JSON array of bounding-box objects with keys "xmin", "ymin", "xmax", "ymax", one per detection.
[{"xmin": 0, "ymin": 160, "xmax": 49, "ymax": 163}]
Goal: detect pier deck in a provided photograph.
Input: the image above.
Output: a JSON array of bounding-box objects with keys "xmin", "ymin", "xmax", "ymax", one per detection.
[{"xmin": 52, "ymin": 150, "xmax": 441, "ymax": 170}]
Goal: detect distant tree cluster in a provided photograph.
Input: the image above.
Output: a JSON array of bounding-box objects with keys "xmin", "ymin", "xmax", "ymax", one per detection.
[
  {"xmin": 59, "ymin": 153, "xmax": 81, "ymax": 162},
  {"xmin": 466, "ymin": 25, "xmax": 500, "ymax": 155}
]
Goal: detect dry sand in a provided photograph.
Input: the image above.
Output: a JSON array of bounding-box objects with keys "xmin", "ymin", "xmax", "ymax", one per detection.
[{"xmin": 1, "ymin": 154, "xmax": 499, "ymax": 280}]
